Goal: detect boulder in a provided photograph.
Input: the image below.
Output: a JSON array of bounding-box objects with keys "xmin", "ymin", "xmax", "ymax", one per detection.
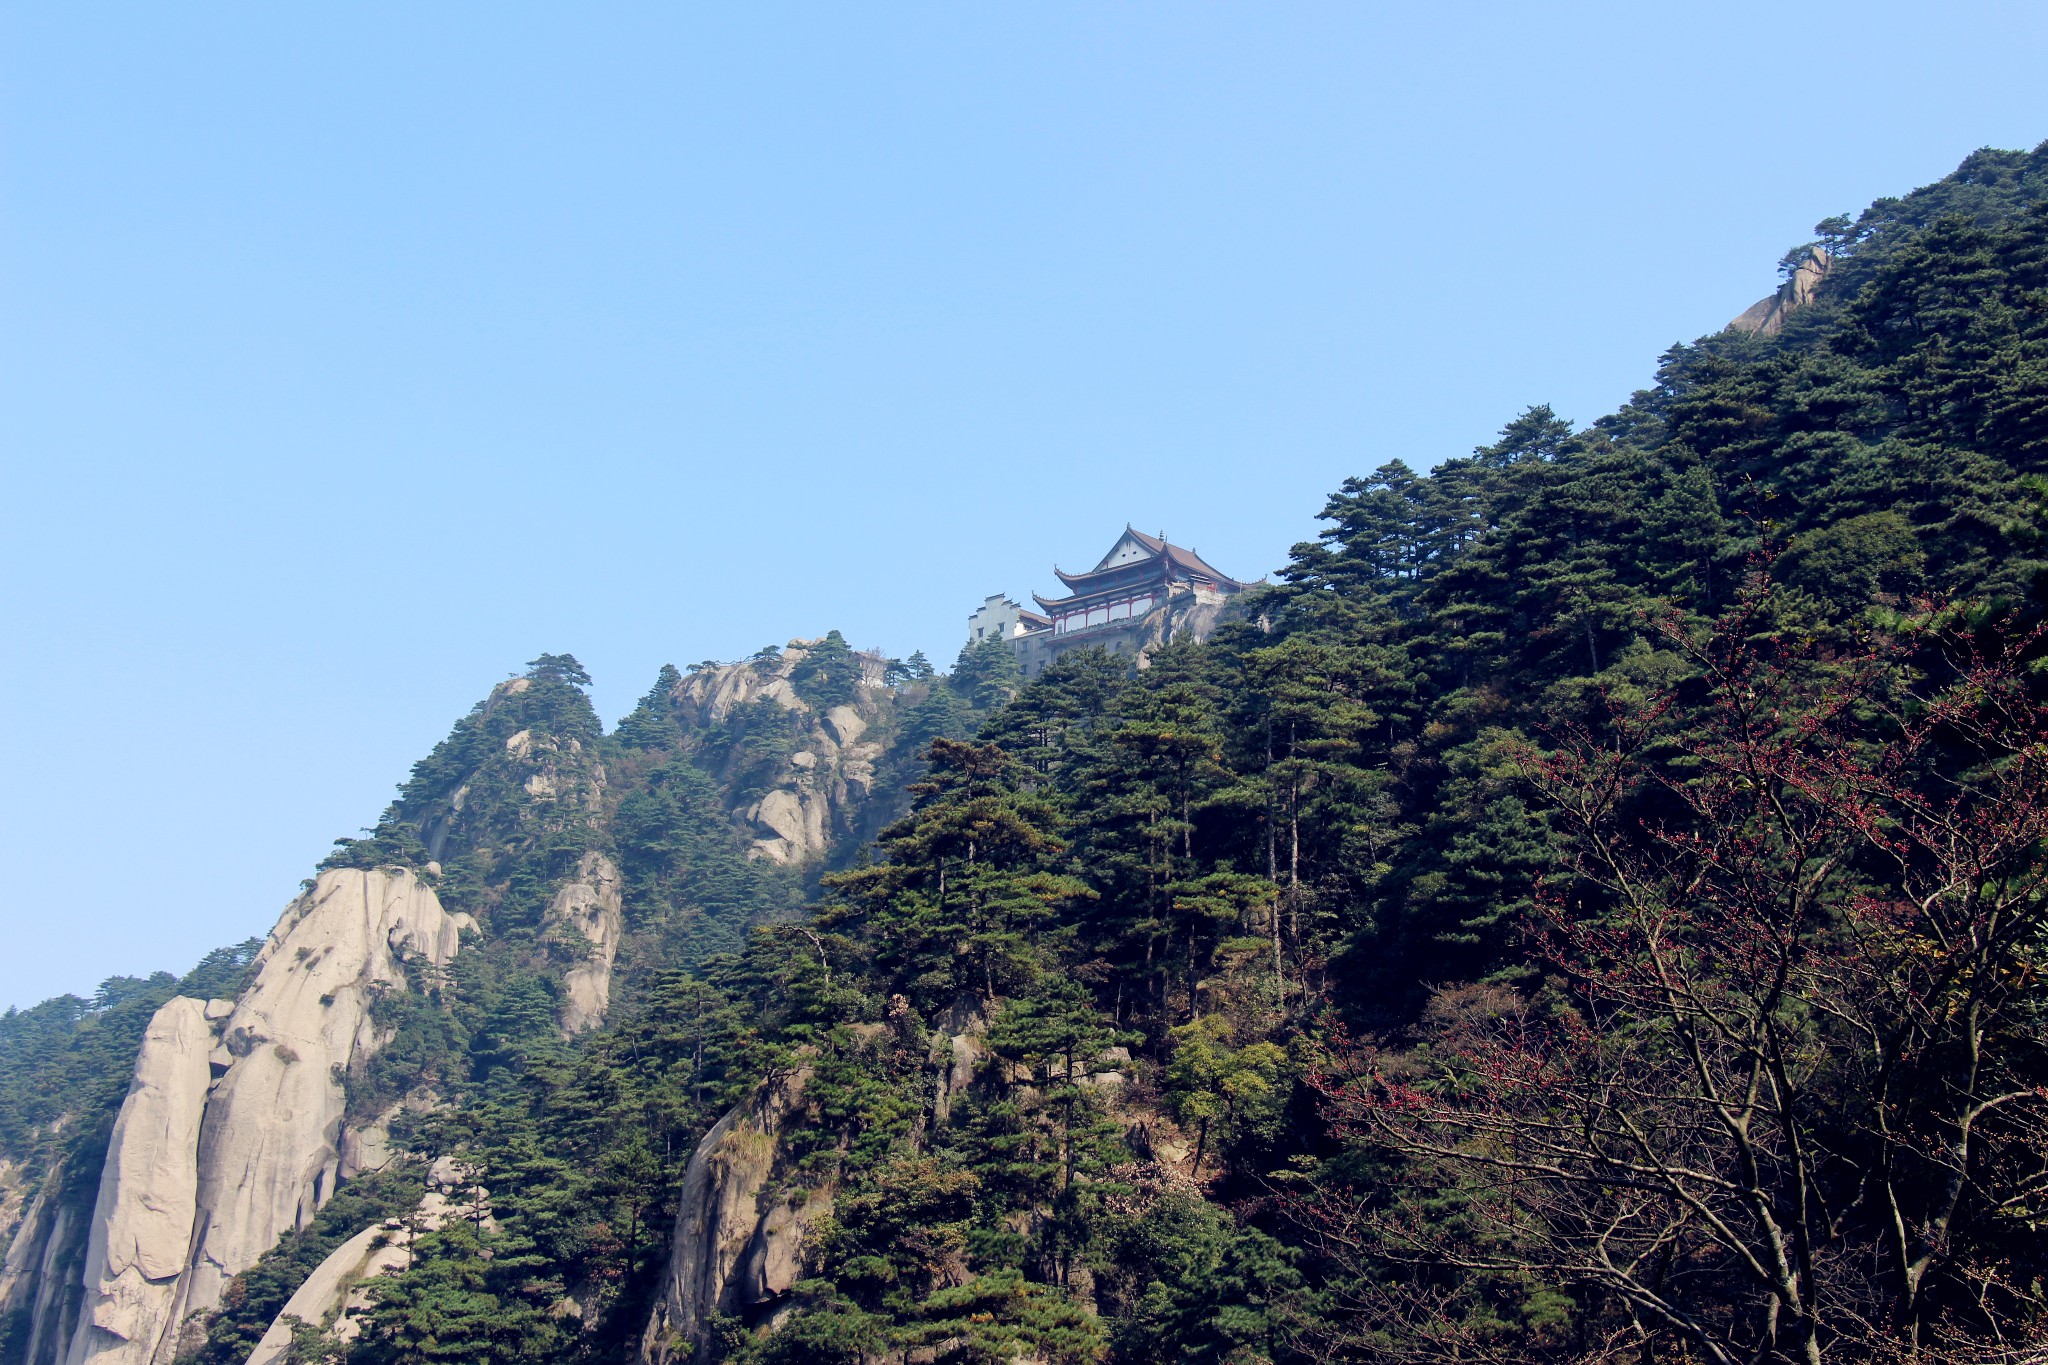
[
  {"xmin": 751, "ymin": 790, "xmax": 807, "ymax": 846},
  {"xmin": 337, "ymin": 1107, "xmax": 397, "ymax": 1182},
  {"xmin": 822, "ymin": 705, "xmax": 866, "ymax": 747}
]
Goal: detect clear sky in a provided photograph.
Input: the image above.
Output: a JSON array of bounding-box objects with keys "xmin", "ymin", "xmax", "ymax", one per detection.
[{"xmin": 4, "ymin": 2, "xmax": 2046, "ymax": 1009}]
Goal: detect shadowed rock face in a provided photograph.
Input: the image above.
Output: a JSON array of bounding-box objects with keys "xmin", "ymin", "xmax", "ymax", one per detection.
[
  {"xmin": 639, "ymin": 1070, "xmax": 826, "ymax": 1365},
  {"xmin": 3, "ymin": 1184, "xmax": 88, "ymax": 1365},
  {"xmin": 62, "ymin": 868, "xmax": 474, "ymax": 1365},
  {"xmin": 635, "ymin": 1007, "xmax": 1159, "ymax": 1364}
]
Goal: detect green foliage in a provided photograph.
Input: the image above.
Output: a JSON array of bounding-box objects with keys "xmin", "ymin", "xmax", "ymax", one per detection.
[
  {"xmin": 352, "ymin": 969, "xmax": 756, "ymax": 1364},
  {"xmin": 614, "ymin": 664, "xmax": 687, "ymax": 751},
  {"xmin": 821, "ymin": 740, "xmax": 1084, "ymax": 1011},
  {"xmin": 324, "ymin": 653, "xmax": 606, "ymax": 891},
  {"xmin": 30, "ymin": 140, "xmax": 2048, "ymax": 1365},
  {"xmin": 949, "ymin": 638, "xmax": 1024, "ymax": 712},
  {"xmin": 195, "ymin": 1166, "xmax": 427, "ymax": 1365},
  {"xmin": 1090, "ymin": 1190, "xmax": 1301, "ymax": 1365},
  {"xmin": 526, "ymin": 652, "xmax": 593, "ymax": 687},
  {"xmin": 1162, "ymin": 1014, "xmax": 1287, "ymax": 1177},
  {"xmin": 0, "ymin": 940, "xmax": 259, "ymax": 1165},
  {"xmin": 884, "ymin": 650, "xmax": 936, "ymax": 684},
  {"xmin": 614, "ymin": 759, "xmax": 786, "ymax": 969},
  {"xmin": 352, "ymin": 1215, "xmax": 570, "ymax": 1365},
  {"xmin": 692, "ymin": 697, "xmax": 807, "ymax": 810},
  {"xmin": 981, "ymin": 647, "xmax": 1130, "ymax": 779},
  {"xmin": 788, "ymin": 630, "xmax": 863, "ymax": 710}
]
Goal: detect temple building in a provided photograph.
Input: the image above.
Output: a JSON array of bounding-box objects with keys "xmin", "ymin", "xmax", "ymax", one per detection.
[
  {"xmin": 969, "ymin": 526, "xmax": 1257, "ymax": 677},
  {"xmin": 966, "ymin": 593, "xmax": 1051, "ymax": 646}
]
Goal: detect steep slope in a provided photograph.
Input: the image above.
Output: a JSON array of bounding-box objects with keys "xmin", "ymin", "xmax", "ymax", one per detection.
[
  {"xmin": 62, "ymin": 999, "xmax": 215, "ymax": 1365},
  {"xmin": 63, "ymin": 868, "xmax": 472, "ymax": 1365},
  {"xmin": 548, "ymin": 851, "xmax": 626, "ymax": 1035},
  {"xmin": 638, "ymin": 1068, "xmax": 819, "ymax": 1363},
  {"xmin": 3, "ymin": 642, "xmax": 968, "ymax": 1365},
  {"xmin": 1726, "ymin": 244, "xmax": 1830, "ymax": 334},
  {"xmin": 0, "ymin": 954, "xmax": 258, "ymax": 1365},
  {"xmin": 14, "ymin": 139, "xmax": 2048, "ymax": 1365},
  {"xmin": 608, "ymin": 142, "xmax": 2048, "ymax": 1364},
  {"xmin": 664, "ymin": 641, "xmax": 899, "ymax": 864}
]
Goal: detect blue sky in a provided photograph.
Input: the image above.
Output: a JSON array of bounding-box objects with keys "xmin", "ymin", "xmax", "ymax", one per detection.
[{"xmin": 5, "ymin": 2, "xmax": 2047, "ymax": 1008}]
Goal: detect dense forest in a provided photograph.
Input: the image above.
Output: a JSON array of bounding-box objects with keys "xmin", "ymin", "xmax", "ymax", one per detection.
[{"xmin": 9, "ymin": 142, "xmax": 2048, "ymax": 1365}]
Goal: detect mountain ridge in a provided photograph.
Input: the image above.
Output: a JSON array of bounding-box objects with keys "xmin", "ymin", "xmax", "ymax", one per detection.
[{"xmin": 7, "ymin": 139, "xmax": 2048, "ymax": 1365}]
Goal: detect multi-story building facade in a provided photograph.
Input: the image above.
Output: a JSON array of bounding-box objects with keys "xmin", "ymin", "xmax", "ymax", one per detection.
[{"xmin": 969, "ymin": 526, "xmax": 1255, "ymax": 678}]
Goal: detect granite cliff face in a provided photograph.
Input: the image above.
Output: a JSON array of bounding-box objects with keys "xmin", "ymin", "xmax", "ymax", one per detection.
[
  {"xmin": 60, "ymin": 998, "xmax": 217, "ymax": 1365},
  {"xmin": 637, "ymin": 1009, "xmax": 989, "ymax": 1365},
  {"xmin": 637, "ymin": 1004, "xmax": 1165, "ymax": 1364},
  {"xmin": 548, "ymin": 849, "xmax": 625, "ymax": 1035},
  {"xmin": 61, "ymin": 868, "xmax": 473, "ymax": 1365},
  {"xmin": 412, "ymin": 675, "xmax": 610, "ymax": 869},
  {"xmin": 2, "ymin": 1175, "xmax": 87, "ymax": 1365}
]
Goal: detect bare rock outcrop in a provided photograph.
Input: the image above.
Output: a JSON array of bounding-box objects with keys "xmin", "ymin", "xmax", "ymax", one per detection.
[
  {"xmin": 337, "ymin": 1091, "xmax": 441, "ymax": 1182},
  {"xmin": 929, "ymin": 997, "xmax": 988, "ymax": 1125},
  {"xmin": 418, "ymin": 676, "xmax": 609, "ymax": 864},
  {"xmin": 547, "ymin": 850, "xmax": 625, "ymax": 1034},
  {"xmin": 640, "ymin": 1070, "xmax": 827, "ymax": 1365},
  {"xmin": 640, "ymin": 1005, "xmax": 1029, "ymax": 1363},
  {"xmin": 62, "ymin": 867, "xmax": 474, "ymax": 1365},
  {"xmin": 61, "ymin": 999, "xmax": 216, "ymax": 1365},
  {"xmin": 1729, "ymin": 245, "xmax": 1832, "ymax": 336},
  {"xmin": 0, "ymin": 1159, "xmax": 52, "ymax": 1335},
  {"xmin": 821, "ymin": 705, "xmax": 866, "ymax": 747},
  {"xmin": 743, "ymin": 787, "xmax": 830, "ymax": 865},
  {"xmin": 674, "ymin": 652, "xmax": 808, "ymax": 726}
]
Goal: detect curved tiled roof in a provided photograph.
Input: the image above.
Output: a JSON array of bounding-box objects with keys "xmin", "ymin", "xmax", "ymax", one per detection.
[{"xmin": 1040, "ymin": 525, "xmax": 1252, "ymax": 604}]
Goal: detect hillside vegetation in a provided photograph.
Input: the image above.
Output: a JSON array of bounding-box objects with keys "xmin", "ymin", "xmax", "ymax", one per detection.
[{"xmin": 8, "ymin": 141, "xmax": 2048, "ymax": 1365}]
